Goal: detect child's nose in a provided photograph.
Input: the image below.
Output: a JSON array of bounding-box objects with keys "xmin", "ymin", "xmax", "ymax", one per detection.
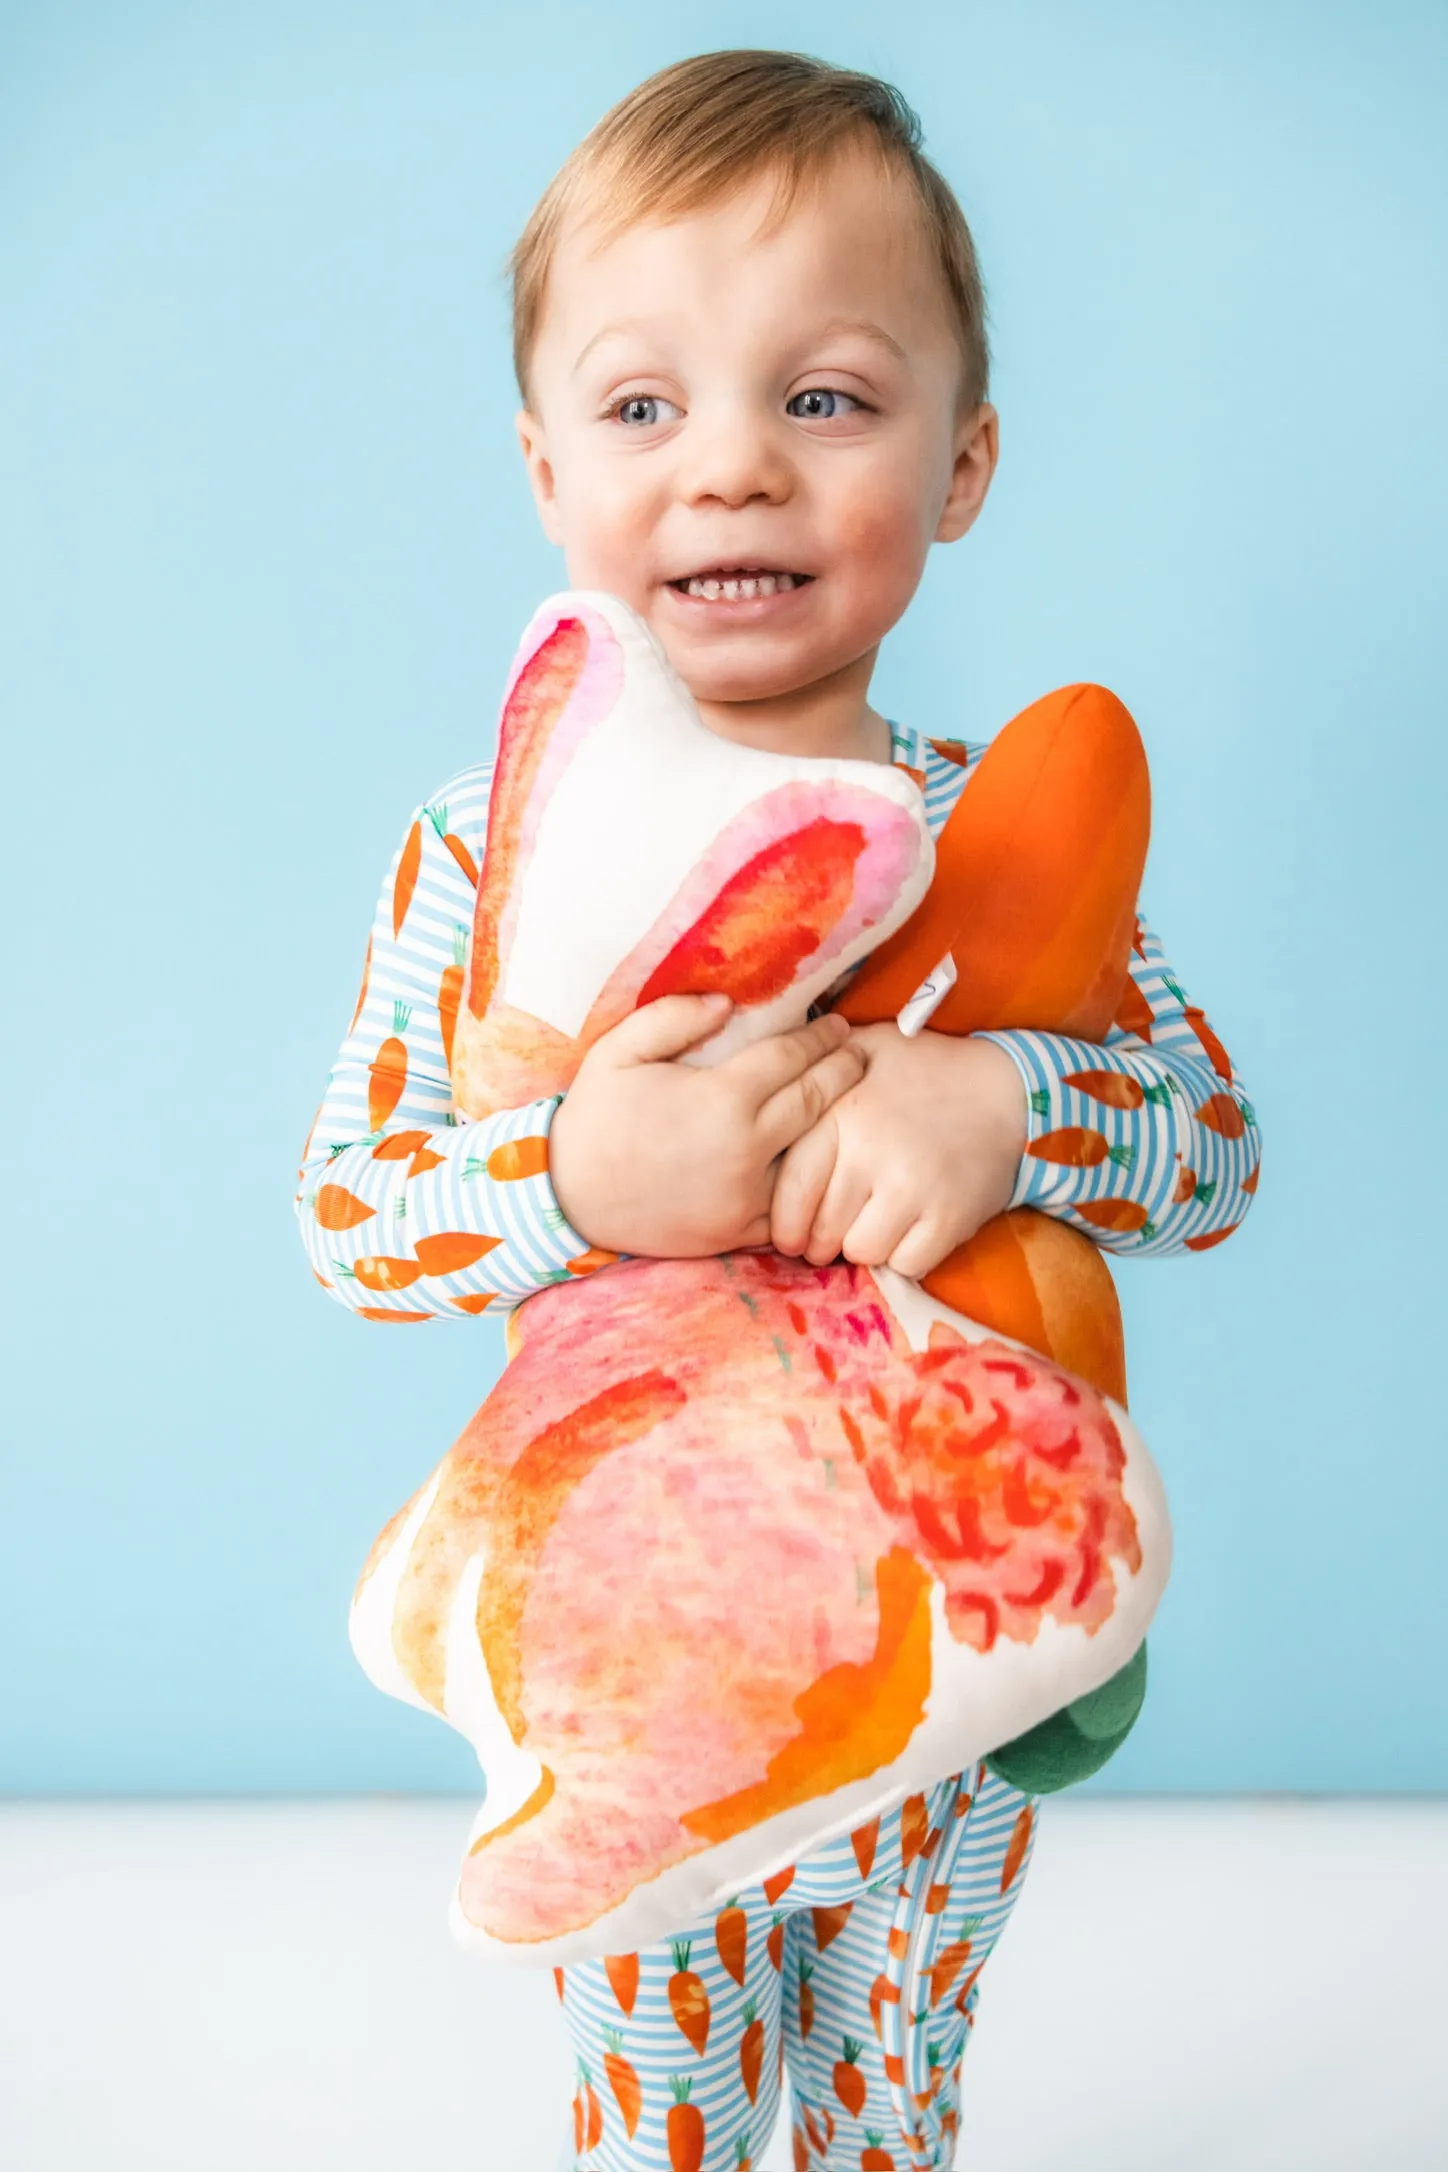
[{"xmin": 675, "ymin": 402, "xmax": 794, "ymax": 509}]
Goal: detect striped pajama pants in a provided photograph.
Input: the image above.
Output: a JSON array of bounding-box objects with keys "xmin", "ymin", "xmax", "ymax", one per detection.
[{"xmin": 556, "ymin": 1765, "xmax": 1039, "ymax": 2172}]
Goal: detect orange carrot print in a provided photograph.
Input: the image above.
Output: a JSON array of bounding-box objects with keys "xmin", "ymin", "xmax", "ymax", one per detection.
[
  {"xmin": 368, "ymin": 1003, "xmax": 411, "ymax": 1129},
  {"xmin": 1000, "ymin": 1805, "xmax": 1033, "ymax": 1891},
  {"xmin": 1184, "ymin": 1225, "xmax": 1241, "ymax": 1251},
  {"xmin": 861, "ymin": 2132, "xmax": 896, "ymax": 2169},
  {"xmin": 371, "ymin": 1129, "xmax": 430, "ymax": 1162},
  {"xmin": 899, "ymin": 1792, "xmax": 929, "ymax": 1866},
  {"xmin": 812, "ymin": 1902, "xmax": 853, "ymax": 1952},
  {"xmin": 355, "ymin": 1306, "xmax": 431, "ymax": 1323},
  {"xmin": 348, "ymin": 932, "xmax": 373, "ymax": 1032},
  {"xmin": 715, "ymin": 1899, "xmax": 748, "ymax": 1986},
  {"xmin": 735, "ymin": 2137, "xmax": 754, "ymax": 2172},
  {"xmin": 1195, "ymin": 1092, "xmax": 1246, "ymax": 1139},
  {"xmin": 604, "ymin": 1953, "xmax": 639, "ymax": 2017},
  {"xmin": 392, "ymin": 820, "xmax": 422, "ymax": 939},
  {"xmin": 426, "ymin": 804, "xmax": 480, "ymax": 888},
  {"xmin": 766, "ymin": 1913, "xmax": 785, "ymax": 1973},
  {"xmin": 762, "ymin": 1865, "xmax": 795, "ymax": 1905},
  {"xmin": 1113, "ymin": 976, "xmax": 1154, "ymax": 1040},
  {"xmin": 313, "ymin": 1183, "xmax": 376, "ymax": 1231},
  {"xmin": 413, "ymin": 1231, "xmax": 501, "ymax": 1276},
  {"xmin": 552, "ymin": 1967, "xmax": 564, "ymax": 2003},
  {"xmin": 1074, "ymin": 1198, "xmax": 1151, "ymax": 1234},
  {"xmin": 1027, "ymin": 1127, "xmax": 1131, "ymax": 1170},
  {"xmin": 350, "ymin": 1255, "xmax": 424, "ymax": 1292},
  {"xmin": 850, "ymin": 1817, "xmax": 879, "ymax": 1879},
  {"xmin": 797, "ymin": 1959, "xmax": 816, "ymax": 2041},
  {"xmin": 577, "ymin": 2063, "xmax": 603, "ymax": 2152},
  {"xmin": 1173, "ymin": 1163, "xmax": 1198, "ymax": 1204},
  {"xmin": 668, "ymin": 1942, "xmax": 711, "ymax": 2055},
  {"xmin": 450, "ymin": 1292, "xmax": 495, "ymax": 1315},
  {"xmin": 1061, "ymin": 1069, "xmax": 1145, "ymax": 1110},
  {"xmin": 928, "ymin": 1929, "xmax": 978, "ymax": 2007},
  {"xmin": 407, "ymin": 1144, "xmax": 446, "ymax": 1178},
  {"xmin": 792, "ymin": 2126, "xmax": 810, "ymax": 2172},
  {"xmin": 739, "ymin": 1998, "xmax": 765, "ymax": 2104},
  {"xmin": 488, "ymin": 1136, "xmax": 550, "ymax": 1182},
  {"xmin": 602, "ymin": 2029, "xmax": 641, "ymax": 2138},
  {"xmin": 567, "ymin": 1246, "xmax": 620, "ymax": 1276},
  {"xmin": 667, "ymin": 2077, "xmax": 705, "ymax": 2172},
  {"xmin": 868, "ymin": 1972, "xmax": 898, "ymax": 2040},
  {"xmin": 1183, "ymin": 1004, "xmax": 1232, "ymax": 1080},
  {"xmin": 834, "ymin": 2039, "xmax": 867, "ymax": 2117},
  {"xmin": 438, "ymin": 926, "xmax": 467, "ymax": 1071},
  {"xmin": 1241, "ymin": 1162, "xmax": 1261, "ymax": 1195}
]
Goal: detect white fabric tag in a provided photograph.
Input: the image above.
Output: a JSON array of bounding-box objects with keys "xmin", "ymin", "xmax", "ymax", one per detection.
[{"xmin": 896, "ymin": 950, "xmax": 957, "ymax": 1037}]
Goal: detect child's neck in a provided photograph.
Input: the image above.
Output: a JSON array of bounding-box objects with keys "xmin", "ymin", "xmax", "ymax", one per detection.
[{"xmin": 692, "ymin": 650, "xmax": 893, "ymax": 766}]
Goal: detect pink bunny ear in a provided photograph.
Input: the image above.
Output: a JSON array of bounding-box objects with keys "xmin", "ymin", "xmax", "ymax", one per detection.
[
  {"xmin": 581, "ymin": 778, "xmax": 923, "ymax": 1041},
  {"xmin": 467, "ymin": 604, "xmax": 625, "ymax": 1022}
]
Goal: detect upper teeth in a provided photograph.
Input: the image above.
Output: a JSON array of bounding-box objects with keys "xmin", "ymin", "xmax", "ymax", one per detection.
[{"xmin": 683, "ymin": 572, "xmax": 800, "ymax": 600}]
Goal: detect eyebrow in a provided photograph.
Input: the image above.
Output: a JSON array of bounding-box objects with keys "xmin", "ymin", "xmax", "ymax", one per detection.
[{"xmin": 571, "ymin": 314, "xmax": 909, "ymax": 377}]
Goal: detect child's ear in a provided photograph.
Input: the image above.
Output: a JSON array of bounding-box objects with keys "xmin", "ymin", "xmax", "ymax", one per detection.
[
  {"xmin": 515, "ymin": 408, "xmax": 565, "ymax": 547},
  {"xmin": 935, "ymin": 400, "xmax": 1000, "ymax": 545}
]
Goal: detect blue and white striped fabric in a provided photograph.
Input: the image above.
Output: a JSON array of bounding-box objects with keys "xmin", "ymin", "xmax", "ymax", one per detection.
[
  {"xmin": 293, "ymin": 720, "xmax": 1258, "ymax": 1321},
  {"xmin": 555, "ymin": 1765, "xmax": 1038, "ymax": 2172}
]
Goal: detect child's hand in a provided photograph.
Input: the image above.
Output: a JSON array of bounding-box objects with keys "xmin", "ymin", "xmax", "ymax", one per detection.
[
  {"xmin": 769, "ymin": 1024, "xmax": 1028, "ymax": 1278},
  {"xmin": 550, "ymin": 995, "xmax": 866, "ymax": 1258}
]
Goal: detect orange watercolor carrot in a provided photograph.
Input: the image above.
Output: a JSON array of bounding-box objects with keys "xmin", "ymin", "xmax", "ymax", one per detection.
[
  {"xmin": 734, "ymin": 2137, "xmax": 754, "ymax": 2172},
  {"xmin": 348, "ymin": 932, "xmax": 373, "ymax": 1033},
  {"xmin": 1073, "ymin": 1198, "xmax": 1151, "ymax": 1233},
  {"xmin": 314, "ymin": 1183, "xmax": 376, "ymax": 1231},
  {"xmin": 604, "ymin": 1954, "xmax": 639, "ymax": 2017},
  {"xmin": 868, "ymin": 1971, "xmax": 899, "ymax": 2040},
  {"xmin": 1173, "ymin": 1164, "xmax": 1198, "ymax": 1204},
  {"xmin": 668, "ymin": 1942, "xmax": 711, "ymax": 2056},
  {"xmin": 413, "ymin": 1231, "xmax": 501, "ymax": 1276},
  {"xmin": 739, "ymin": 1998, "xmax": 765, "ymax": 2104},
  {"xmin": 426, "ymin": 805, "xmax": 480, "ymax": 889},
  {"xmin": 450, "ymin": 1292, "xmax": 495, "ymax": 1314},
  {"xmin": 861, "ymin": 2126, "xmax": 897, "ymax": 2166},
  {"xmin": 715, "ymin": 1900, "xmax": 748, "ymax": 1987},
  {"xmin": 1241, "ymin": 1162, "xmax": 1261, "ymax": 1195},
  {"xmin": 667, "ymin": 2077, "xmax": 705, "ymax": 2172},
  {"xmin": 356, "ymin": 1306, "xmax": 431, "ymax": 1323},
  {"xmin": 1184, "ymin": 1225, "xmax": 1241, "ymax": 1251},
  {"xmin": 1113, "ymin": 977, "xmax": 1154, "ymax": 1040},
  {"xmin": 438, "ymin": 926, "xmax": 468, "ymax": 1071},
  {"xmin": 487, "ymin": 1136, "xmax": 549, "ymax": 1182},
  {"xmin": 1061, "ymin": 1069, "xmax": 1145, "ymax": 1109},
  {"xmin": 1184, "ymin": 1005, "xmax": 1233, "ymax": 1080},
  {"xmin": 792, "ymin": 2124, "xmax": 810, "ymax": 2172},
  {"xmin": 567, "ymin": 1245, "xmax": 620, "ymax": 1275},
  {"xmin": 368, "ymin": 1005, "xmax": 411, "ymax": 1130},
  {"xmin": 927, "ymin": 737, "xmax": 970, "ymax": 766},
  {"xmin": 834, "ymin": 2040, "xmax": 867, "ymax": 2117},
  {"xmin": 579, "ymin": 2063, "xmax": 603, "ymax": 2152},
  {"xmin": 408, "ymin": 1144, "xmax": 446, "ymax": 1178},
  {"xmin": 372, "ymin": 1130, "xmax": 429, "ymax": 1162},
  {"xmin": 392, "ymin": 821, "xmax": 422, "ymax": 939},
  {"xmin": 850, "ymin": 1817, "xmax": 879, "ymax": 1879},
  {"xmin": 1027, "ymin": 1127, "xmax": 1113, "ymax": 1168},
  {"xmin": 602, "ymin": 2031, "xmax": 641, "ymax": 2138},
  {"xmin": 899, "ymin": 1793, "xmax": 929, "ymax": 1866},
  {"xmin": 766, "ymin": 1914, "xmax": 785, "ymax": 1973},
  {"xmin": 552, "ymin": 1966, "xmax": 565, "ymax": 2002},
  {"xmin": 1000, "ymin": 1806, "xmax": 1033, "ymax": 1891},
  {"xmin": 797, "ymin": 1960, "xmax": 816, "ymax": 2041},
  {"xmin": 1195, "ymin": 1093, "xmax": 1246, "ymax": 1139},
  {"xmin": 352, "ymin": 1255, "xmax": 424, "ymax": 1292},
  {"xmin": 762, "ymin": 1865, "xmax": 795, "ymax": 1906},
  {"xmin": 812, "ymin": 1903, "xmax": 853, "ymax": 1953},
  {"xmin": 928, "ymin": 1933, "xmax": 977, "ymax": 2007}
]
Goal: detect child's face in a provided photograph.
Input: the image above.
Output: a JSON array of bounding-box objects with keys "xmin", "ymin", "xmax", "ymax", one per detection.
[{"xmin": 517, "ymin": 145, "xmax": 997, "ymax": 712}]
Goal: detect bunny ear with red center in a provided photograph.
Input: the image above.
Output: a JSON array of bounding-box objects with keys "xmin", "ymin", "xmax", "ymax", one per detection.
[
  {"xmin": 468, "ymin": 605, "xmax": 625, "ymax": 1022},
  {"xmin": 582, "ymin": 780, "xmax": 922, "ymax": 1037}
]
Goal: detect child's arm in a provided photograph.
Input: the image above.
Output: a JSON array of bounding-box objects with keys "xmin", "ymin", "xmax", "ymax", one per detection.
[
  {"xmin": 771, "ymin": 913, "xmax": 1259, "ymax": 1274},
  {"xmin": 296, "ymin": 763, "xmax": 865, "ymax": 1316},
  {"xmin": 973, "ymin": 911, "xmax": 1260, "ymax": 1255},
  {"xmin": 294, "ymin": 763, "xmax": 600, "ymax": 1320}
]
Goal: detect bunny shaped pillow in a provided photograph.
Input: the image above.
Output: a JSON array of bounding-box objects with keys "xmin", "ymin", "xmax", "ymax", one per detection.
[{"xmin": 349, "ymin": 593, "xmax": 1171, "ymax": 1966}]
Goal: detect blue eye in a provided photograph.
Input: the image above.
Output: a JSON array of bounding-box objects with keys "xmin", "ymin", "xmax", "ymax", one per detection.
[
  {"xmin": 613, "ymin": 395, "xmax": 678, "ymax": 426},
  {"xmin": 787, "ymin": 388, "xmax": 862, "ymax": 420}
]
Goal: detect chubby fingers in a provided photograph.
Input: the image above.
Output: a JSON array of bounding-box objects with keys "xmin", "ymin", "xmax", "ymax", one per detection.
[{"xmin": 769, "ymin": 1115, "xmax": 840, "ymax": 1255}]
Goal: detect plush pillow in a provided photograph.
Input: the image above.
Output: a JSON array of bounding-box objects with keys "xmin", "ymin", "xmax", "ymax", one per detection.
[{"xmin": 349, "ymin": 592, "xmax": 1171, "ymax": 1967}]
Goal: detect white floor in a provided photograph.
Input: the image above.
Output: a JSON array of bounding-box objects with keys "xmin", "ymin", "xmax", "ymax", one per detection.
[{"xmin": 2, "ymin": 1798, "xmax": 1444, "ymax": 2171}]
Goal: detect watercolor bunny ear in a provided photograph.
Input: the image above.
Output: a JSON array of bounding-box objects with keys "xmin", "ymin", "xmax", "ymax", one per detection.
[
  {"xmin": 451, "ymin": 590, "xmax": 933, "ymax": 1117},
  {"xmin": 465, "ymin": 600, "xmax": 627, "ymax": 1026}
]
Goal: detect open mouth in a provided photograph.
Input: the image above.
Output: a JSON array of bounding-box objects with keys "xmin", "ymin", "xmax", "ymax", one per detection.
[{"xmin": 667, "ymin": 566, "xmax": 815, "ymax": 601}]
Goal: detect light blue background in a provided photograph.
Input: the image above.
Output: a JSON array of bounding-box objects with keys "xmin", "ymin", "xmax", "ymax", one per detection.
[{"xmin": 4, "ymin": 2, "xmax": 1444, "ymax": 1795}]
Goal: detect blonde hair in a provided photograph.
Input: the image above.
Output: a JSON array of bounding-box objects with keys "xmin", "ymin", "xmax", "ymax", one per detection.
[{"xmin": 509, "ymin": 49, "xmax": 990, "ymax": 412}]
